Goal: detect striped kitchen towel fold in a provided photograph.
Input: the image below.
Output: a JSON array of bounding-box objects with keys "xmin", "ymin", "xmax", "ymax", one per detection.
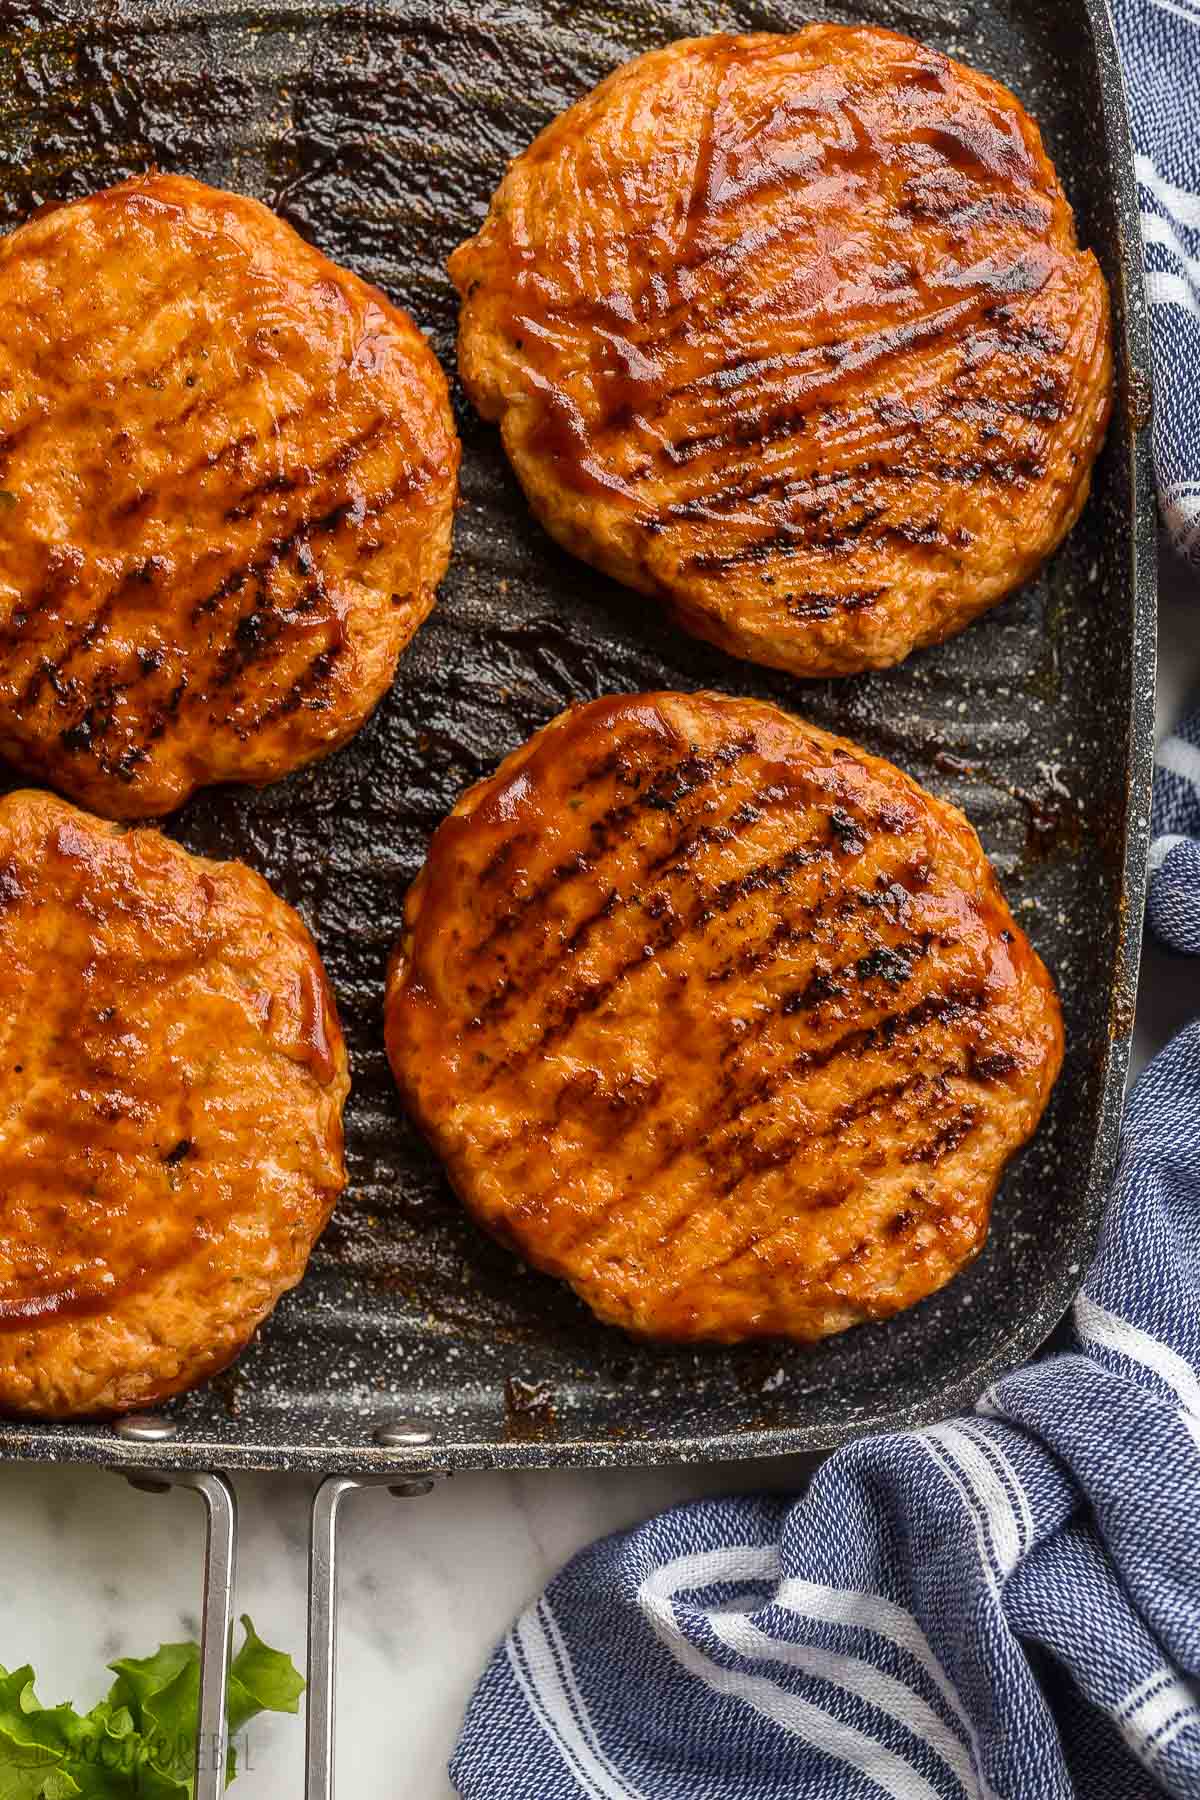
[
  {"xmin": 453, "ymin": 1012, "xmax": 1200, "ymax": 1800},
  {"xmin": 1151, "ymin": 703, "xmax": 1200, "ymax": 952},
  {"xmin": 1112, "ymin": 0, "xmax": 1200, "ymax": 560}
]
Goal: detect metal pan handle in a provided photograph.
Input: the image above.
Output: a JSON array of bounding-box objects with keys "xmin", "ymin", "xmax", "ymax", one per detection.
[
  {"xmin": 305, "ymin": 1463, "xmax": 441, "ymax": 1800},
  {"xmin": 116, "ymin": 1462, "xmax": 238, "ymax": 1800}
]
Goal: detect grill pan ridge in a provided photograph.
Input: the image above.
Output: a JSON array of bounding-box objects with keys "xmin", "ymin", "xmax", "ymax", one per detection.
[{"xmin": 0, "ymin": 0, "xmax": 1155, "ymax": 1475}]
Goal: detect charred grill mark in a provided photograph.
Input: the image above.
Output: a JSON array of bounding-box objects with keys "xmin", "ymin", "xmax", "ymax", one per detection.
[
  {"xmin": 642, "ymin": 793, "xmax": 765, "ymax": 877},
  {"xmin": 317, "ymin": 470, "xmax": 420, "ymax": 536},
  {"xmin": 785, "ymin": 587, "xmax": 886, "ymax": 620},
  {"xmin": 470, "ymin": 793, "xmax": 826, "ymax": 1031},
  {"xmin": 879, "ymin": 518, "xmax": 965, "ymax": 550},
  {"xmin": 162, "ymin": 467, "xmax": 413, "ymax": 731},
  {"xmin": 19, "ymin": 530, "xmax": 349, "ymax": 772},
  {"xmin": 822, "ymin": 1240, "xmax": 873, "ymax": 1284},
  {"xmin": 596, "ymin": 1055, "xmax": 979, "ymax": 1289},
  {"xmin": 696, "ymin": 491, "xmax": 892, "ymax": 550},
  {"xmin": 515, "ymin": 242, "xmax": 1059, "ymax": 507},
  {"xmin": 466, "ymin": 744, "xmax": 755, "ymax": 961},
  {"xmin": 897, "ymin": 184, "xmax": 1050, "ymax": 231},
  {"xmin": 219, "ymin": 410, "xmax": 398, "ymax": 526},
  {"xmin": 17, "ymin": 554, "xmax": 167, "ymax": 725},
  {"xmin": 970, "ymin": 1047, "xmax": 1020, "ymax": 1081},
  {"xmin": 706, "ymin": 908, "xmax": 830, "ymax": 985},
  {"xmin": 697, "ymin": 986, "xmax": 982, "ymax": 1168},
  {"xmin": 545, "ymin": 1067, "xmax": 666, "ymax": 1140},
  {"xmin": 468, "ymin": 885, "xmax": 623, "ymax": 1028},
  {"xmin": 190, "ymin": 437, "xmax": 417, "ymax": 624},
  {"xmin": 468, "ymin": 767, "xmax": 929, "ymax": 1080},
  {"xmin": 853, "ymin": 942, "xmax": 918, "ymax": 986},
  {"xmin": 104, "ymin": 386, "xmax": 327, "ymax": 525},
  {"xmin": 711, "ymin": 1060, "xmax": 964, "ymax": 1203},
  {"xmin": 255, "ymin": 642, "xmax": 345, "ymax": 729},
  {"xmin": 689, "ymin": 281, "xmax": 1050, "ymax": 456},
  {"xmin": 3, "ymin": 406, "xmax": 422, "ymax": 770},
  {"xmin": 205, "ymin": 597, "xmax": 292, "ymax": 692},
  {"xmin": 667, "ymin": 398, "xmax": 1052, "ymax": 517},
  {"xmin": 902, "ymin": 1104, "xmax": 980, "ymax": 1164},
  {"xmin": 203, "ymin": 565, "xmax": 338, "ymax": 699},
  {"xmin": 501, "ymin": 876, "xmax": 927, "ymax": 1175},
  {"xmin": 716, "ymin": 929, "xmax": 935, "ymax": 1092},
  {"xmin": 682, "ymin": 505, "xmax": 889, "ymax": 583},
  {"xmin": 100, "ymin": 318, "xmax": 376, "ymax": 526},
  {"xmin": 543, "ymin": 965, "xmax": 986, "ymax": 1262},
  {"xmin": 476, "ymin": 834, "xmax": 521, "ymax": 890},
  {"xmin": 477, "ymin": 837, "xmax": 836, "ymax": 1085},
  {"xmin": 223, "ymin": 469, "xmax": 300, "ymax": 522},
  {"xmin": 651, "ymin": 1067, "xmax": 958, "ymax": 1257}
]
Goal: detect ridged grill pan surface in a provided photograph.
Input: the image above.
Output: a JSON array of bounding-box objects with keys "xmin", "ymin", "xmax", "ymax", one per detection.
[{"xmin": 0, "ymin": 0, "xmax": 1155, "ymax": 1473}]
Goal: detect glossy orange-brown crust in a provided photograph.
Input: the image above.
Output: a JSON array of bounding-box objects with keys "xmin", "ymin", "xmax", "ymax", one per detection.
[
  {"xmin": 0, "ymin": 173, "xmax": 460, "ymax": 817},
  {"xmin": 450, "ymin": 26, "xmax": 1112, "ymax": 677},
  {"xmin": 0, "ymin": 789, "xmax": 349, "ymax": 1416},
  {"xmin": 385, "ymin": 692, "xmax": 1063, "ymax": 1344}
]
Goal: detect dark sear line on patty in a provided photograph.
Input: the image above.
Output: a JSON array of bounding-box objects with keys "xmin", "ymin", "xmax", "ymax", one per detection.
[
  {"xmin": 496, "ymin": 885, "xmax": 932, "ymax": 1170},
  {"xmin": 468, "ymin": 777, "xmax": 814, "ymax": 1027},
  {"xmin": 464, "ymin": 738, "xmax": 753, "ymax": 962},
  {"xmin": 472, "ymin": 837, "xmax": 829, "ymax": 1086},
  {"xmin": 651, "ymin": 1082, "xmax": 977, "ymax": 1291},
  {"xmin": 534, "ymin": 279, "xmax": 1054, "ymax": 501},
  {"xmin": 466, "ymin": 779, "xmax": 929, "ymax": 1073},
  {"xmin": 4, "ymin": 456, "xmax": 424, "ymax": 773},
  {"xmin": 464, "ymin": 737, "xmax": 920, "ymax": 989},
  {"xmin": 545, "ymin": 983, "xmax": 988, "ymax": 1267},
  {"xmin": 387, "ymin": 693, "xmax": 1064, "ymax": 1345}
]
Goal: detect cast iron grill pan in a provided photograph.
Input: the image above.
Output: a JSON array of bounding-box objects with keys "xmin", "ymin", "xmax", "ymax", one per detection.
[{"xmin": 0, "ymin": 0, "xmax": 1155, "ymax": 1475}]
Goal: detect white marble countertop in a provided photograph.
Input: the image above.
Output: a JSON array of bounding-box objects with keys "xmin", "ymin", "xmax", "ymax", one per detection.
[{"xmin": 3, "ymin": 553, "xmax": 1195, "ymax": 1799}]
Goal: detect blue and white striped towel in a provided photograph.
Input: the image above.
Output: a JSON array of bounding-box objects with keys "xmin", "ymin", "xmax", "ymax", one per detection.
[
  {"xmin": 1151, "ymin": 706, "xmax": 1200, "ymax": 952},
  {"xmin": 453, "ymin": 5, "xmax": 1200, "ymax": 1795},
  {"xmin": 1112, "ymin": 0, "xmax": 1200, "ymax": 559}
]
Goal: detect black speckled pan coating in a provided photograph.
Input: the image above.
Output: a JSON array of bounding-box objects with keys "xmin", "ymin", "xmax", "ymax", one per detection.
[{"xmin": 0, "ymin": 0, "xmax": 1155, "ymax": 1477}]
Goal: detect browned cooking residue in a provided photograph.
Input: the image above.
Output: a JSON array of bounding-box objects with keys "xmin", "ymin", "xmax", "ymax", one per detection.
[
  {"xmin": 932, "ymin": 749, "xmax": 1082, "ymax": 862},
  {"xmin": 504, "ymin": 1375, "xmax": 559, "ymax": 1441}
]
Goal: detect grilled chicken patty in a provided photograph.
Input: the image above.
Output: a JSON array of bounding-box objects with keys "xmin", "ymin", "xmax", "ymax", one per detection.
[
  {"xmin": 0, "ymin": 790, "xmax": 349, "ymax": 1416},
  {"xmin": 0, "ymin": 174, "xmax": 459, "ymax": 816},
  {"xmin": 386, "ymin": 692, "xmax": 1062, "ymax": 1343},
  {"xmin": 451, "ymin": 26, "xmax": 1112, "ymax": 677}
]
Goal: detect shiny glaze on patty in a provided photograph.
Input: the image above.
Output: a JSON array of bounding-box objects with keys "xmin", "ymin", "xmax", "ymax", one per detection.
[
  {"xmin": 0, "ymin": 789, "xmax": 349, "ymax": 1415},
  {"xmin": 0, "ymin": 173, "xmax": 459, "ymax": 816},
  {"xmin": 385, "ymin": 692, "xmax": 1063, "ymax": 1343},
  {"xmin": 451, "ymin": 26, "xmax": 1112, "ymax": 676}
]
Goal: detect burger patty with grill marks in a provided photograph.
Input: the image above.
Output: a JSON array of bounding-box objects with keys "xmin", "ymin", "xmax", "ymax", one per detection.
[
  {"xmin": 385, "ymin": 691, "xmax": 1063, "ymax": 1344},
  {"xmin": 450, "ymin": 25, "xmax": 1112, "ymax": 677},
  {"xmin": 0, "ymin": 173, "xmax": 459, "ymax": 817},
  {"xmin": 0, "ymin": 788, "xmax": 349, "ymax": 1417}
]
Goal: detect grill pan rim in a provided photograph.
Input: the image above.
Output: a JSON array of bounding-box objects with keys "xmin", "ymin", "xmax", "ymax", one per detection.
[{"xmin": 0, "ymin": 0, "xmax": 1157, "ymax": 1476}]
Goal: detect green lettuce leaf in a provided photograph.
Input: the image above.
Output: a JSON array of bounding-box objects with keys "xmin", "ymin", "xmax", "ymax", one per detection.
[
  {"xmin": 0, "ymin": 1621, "xmax": 302, "ymax": 1797},
  {"xmin": 226, "ymin": 1618, "xmax": 304, "ymax": 1735}
]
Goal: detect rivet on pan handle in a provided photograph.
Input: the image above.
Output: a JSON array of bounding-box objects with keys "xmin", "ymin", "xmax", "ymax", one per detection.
[
  {"xmin": 112, "ymin": 1442, "xmax": 238, "ymax": 1800},
  {"xmin": 306, "ymin": 1458, "xmax": 444, "ymax": 1800}
]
